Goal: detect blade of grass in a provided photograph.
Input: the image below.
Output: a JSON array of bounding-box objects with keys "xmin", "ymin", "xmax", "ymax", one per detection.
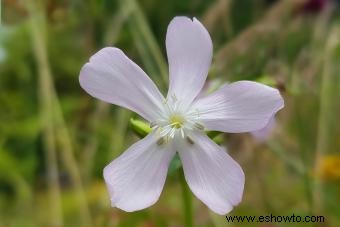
[
  {"xmin": 109, "ymin": 109, "xmax": 132, "ymax": 158},
  {"xmin": 214, "ymin": 0, "xmax": 305, "ymax": 74},
  {"xmin": 53, "ymin": 102, "xmax": 92, "ymax": 227},
  {"xmin": 26, "ymin": 1, "xmax": 92, "ymax": 226},
  {"xmin": 26, "ymin": 1, "xmax": 63, "ymax": 226},
  {"xmin": 287, "ymin": 7, "xmax": 334, "ymax": 215},
  {"xmin": 0, "ymin": 148, "xmax": 32, "ymax": 217},
  {"xmin": 267, "ymin": 141, "xmax": 305, "ymax": 176},
  {"xmin": 202, "ymin": 0, "xmax": 232, "ymax": 36},
  {"xmin": 313, "ymin": 25, "xmax": 339, "ymax": 214},
  {"xmin": 119, "ymin": 0, "xmax": 168, "ymax": 91},
  {"xmin": 81, "ymin": 101, "xmax": 110, "ymax": 182}
]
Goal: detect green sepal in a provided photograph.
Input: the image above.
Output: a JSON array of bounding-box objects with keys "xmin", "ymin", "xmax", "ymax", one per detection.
[
  {"xmin": 129, "ymin": 118, "xmax": 152, "ymax": 138},
  {"xmin": 207, "ymin": 131, "xmax": 224, "ymax": 145},
  {"xmin": 206, "ymin": 131, "xmax": 220, "ymax": 139},
  {"xmin": 211, "ymin": 133, "xmax": 224, "ymax": 145}
]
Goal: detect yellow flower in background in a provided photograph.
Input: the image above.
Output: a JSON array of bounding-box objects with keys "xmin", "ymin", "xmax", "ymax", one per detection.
[{"xmin": 317, "ymin": 155, "xmax": 340, "ymax": 181}]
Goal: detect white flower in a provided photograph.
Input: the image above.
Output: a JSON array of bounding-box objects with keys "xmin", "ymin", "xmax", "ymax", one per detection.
[{"xmin": 79, "ymin": 17, "xmax": 284, "ymax": 215}]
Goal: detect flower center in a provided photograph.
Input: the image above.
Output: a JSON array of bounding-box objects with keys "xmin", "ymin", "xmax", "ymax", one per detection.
[
  {"xmin": 151, "ymin": 95, "xmax": 204, "ymax": 143},
  {"xmin": 169, "ymin": 114, "xmax": 185, "ymax": 129}
]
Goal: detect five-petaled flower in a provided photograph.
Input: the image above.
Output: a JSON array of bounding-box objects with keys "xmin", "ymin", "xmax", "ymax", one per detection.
[{"xmin": 79, "ymin": 17, "xmax": 284, "ymax": 215}]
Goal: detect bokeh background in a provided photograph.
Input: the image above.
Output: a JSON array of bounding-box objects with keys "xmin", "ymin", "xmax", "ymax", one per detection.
[{"xmin": 1, "ymin": 0, "xmax": 340, "ymax": 226}]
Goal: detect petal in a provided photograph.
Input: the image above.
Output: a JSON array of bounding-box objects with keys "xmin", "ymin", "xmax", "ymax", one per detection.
[
  {"xmin": 191, "ymin": 81, "xmax": 284, "ymax": 133},
  {"xmin": 176, "ymin": 132, "xmax": 245, "ymax": 215},
  {"xmin": 79, "ymin": 47, "xmax": 165, "ymax": 122},
  {"xmin": 251, "ymin": 116, "xmax": 276, "ymax": 141},
  {"xmin": 103, "ymin": 132, "xmax": 175, "ymax": 212},
  {"xmin": 166, "ymin": 17, "xmax": 213, "ymax": 105}
]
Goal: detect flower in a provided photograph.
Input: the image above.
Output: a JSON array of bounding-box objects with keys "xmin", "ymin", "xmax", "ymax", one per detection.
[
  {"xmin": 79, "ymin": 17, "xmax": 284, "ymax": 215},
  {"xmin": 315, "ymin": 154, "xmax": 340, "ymax": 181}
]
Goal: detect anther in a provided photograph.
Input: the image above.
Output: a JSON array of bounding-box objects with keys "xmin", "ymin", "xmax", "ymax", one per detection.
[
  {"xmin": 157, "ymin": 137, "xmax": 166, "ymax": 146},
  {"xmin": 171, "ymin": 94, "xmax": 178, "ymax": 102},
  {"xmin": 194, "ymin": 123, "xmax": 204, "ymax": 130},
  {"xmin": 150, "ymin": 122, "xmax": 156, "ymax": 128},
  {"xmin": 186, "ymin": 136, "xmax": 195, "ymax": 145}
]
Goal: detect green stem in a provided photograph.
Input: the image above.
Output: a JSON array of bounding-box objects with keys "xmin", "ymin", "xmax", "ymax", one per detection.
[
  {"xmin": 179, "ymin": 168, "xmax": 193, "ymax": 227},
  {"xmin": 81, "ymin": 102, "xmax": 109, "ymax": 182}
]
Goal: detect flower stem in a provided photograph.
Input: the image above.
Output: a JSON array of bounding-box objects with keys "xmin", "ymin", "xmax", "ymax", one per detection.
[{"xmin": 179, "ymin": 168, "xmax": 193, "ymax": 227}]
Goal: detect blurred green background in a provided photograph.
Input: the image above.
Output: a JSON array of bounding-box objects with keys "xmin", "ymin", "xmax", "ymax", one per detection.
[{"xmin": 1, "ymin": 0, "xmax": 340, "ymax": 226}]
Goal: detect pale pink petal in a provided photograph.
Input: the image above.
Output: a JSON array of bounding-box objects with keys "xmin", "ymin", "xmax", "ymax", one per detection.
[
  {"xmin": 103, "ymin": 133, "xmax": 175, "ymax": 212},
  {"xmin": 176, "ymin": 132, "xmax": 245, "ymax": 215},
  {"xmin": 79, "ymin": 47, "xmax": 165, "ymax": 122},
  {"xmin": 251, "ymin": 116, "xmax": 276, "ymax": 141},
  {"xmin": 166, "ymin": 17, "xmax": 213, "ymax": 105},
  {"xmin": 191, "ymin": 81, "xmax": 284, "ymax": 133}
]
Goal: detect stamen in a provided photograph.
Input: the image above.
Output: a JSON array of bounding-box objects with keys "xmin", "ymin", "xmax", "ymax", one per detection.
[
  {"xmin": 180, "ymin": 128, "xmax": 185, "ymax": 138},
  {"xmin": 163, "ymin": 98, "xmax": 173, "ymax": 113},
  {"xmin": 194, "ymin": 123, "xmax": 205, "ymax": 130},
  {"xmin": 153, "ymin": 95, "xmax": 203, "ymax": 141},
  {"xmin": 186, "ymin": 136, "xmax": 195, "ymax": 145},
  {"xmin": 187, "ymin": 109, "xmax": 200, "ymax": 119},
  {"xmin": 150, "ymin": 122, "xmax": 157, "ymax": 128},
  {"xmin": 169, "ymin": 128, "xmax": 176, "ymax": 138},
  {"xmin": 157, "ymin": 137, "xmax": 165, "ymax": 146},
  {"xmin": 159, "ymin": 126, "xmax": 172, "ymax": 137},
  {"xmin": 171, "ymin": 94, "xmax": 178, "ymax": 103}
]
